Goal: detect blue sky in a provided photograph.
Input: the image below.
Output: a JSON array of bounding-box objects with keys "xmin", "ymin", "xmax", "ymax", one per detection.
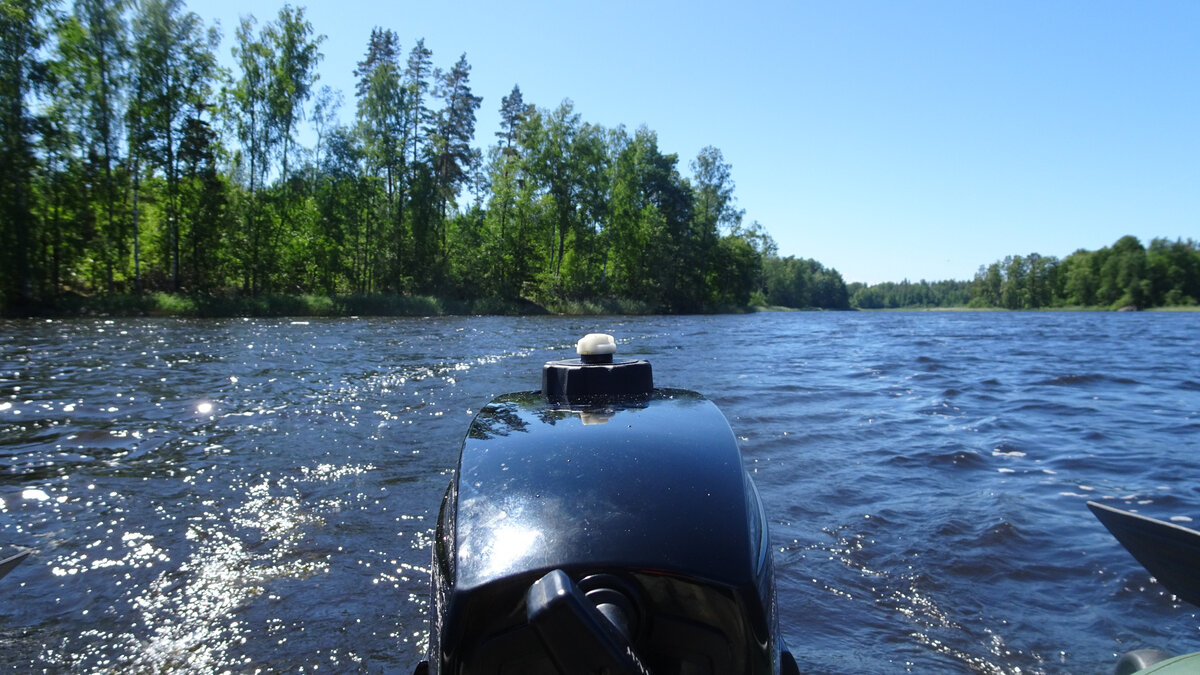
[{"xmin": 199, "ymin": 0, "xmax": 1199, "ymax": 284}]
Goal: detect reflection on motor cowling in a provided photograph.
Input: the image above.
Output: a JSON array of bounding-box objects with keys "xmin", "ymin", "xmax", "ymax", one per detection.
[{"xmin": 417, "ymin": 334, "xmax": 799, "ymax": 675}]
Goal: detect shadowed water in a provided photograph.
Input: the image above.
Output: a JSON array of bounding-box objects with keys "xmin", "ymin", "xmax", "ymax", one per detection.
[{"xmin": 1, "ymin": 312, "xmax": 1198, "ymax": 673}]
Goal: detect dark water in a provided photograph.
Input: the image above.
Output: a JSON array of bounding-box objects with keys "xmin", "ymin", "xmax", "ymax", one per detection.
[{"xmin": 1, "ymin": 312, "xmax": 1198, "ymax": 673}]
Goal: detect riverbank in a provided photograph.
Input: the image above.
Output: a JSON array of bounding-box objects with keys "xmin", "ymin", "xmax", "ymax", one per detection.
[
  {"xmin": 6, "ymin": 292, "xmax": 1197, "ymax": 318},
  {"xmin": 3, "ymin": 292, "xmax": 686, "ymax": 318},
  {"xmin": 852, "ymin": 305, "xmax": 1200, "ymax": 312}
]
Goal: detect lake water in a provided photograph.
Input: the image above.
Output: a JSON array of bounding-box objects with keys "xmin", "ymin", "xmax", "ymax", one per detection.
[{"xmin": 1, "ymin": 312, "xmax": 1198, "ymax": 673}]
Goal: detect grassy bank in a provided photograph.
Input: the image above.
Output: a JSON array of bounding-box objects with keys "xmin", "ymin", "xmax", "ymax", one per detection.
[
  {"xmin": 10, "ymin": 293, "xmax": 1198, "ymax": 318},
  {"xmin": 29, "ymin": 293, "xmax": 547, "ymax": 318},
  {"xmin": 11, "ymin": 292, "xmax": 681, "ymax": 318}
]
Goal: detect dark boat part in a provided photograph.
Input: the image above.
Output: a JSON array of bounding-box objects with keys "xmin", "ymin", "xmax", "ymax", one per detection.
[
  {"xmin": 1086, "ymin": 502, "xmax": 1200, "ymax": 674},
  {"xmin": 526, "ymin": 569, "xmax": 650, "ymax": 675},
  {"xmin": 1114, "ymin": 649, "xmax": 1173, "ymax": 675},
  {"xmin": 1087, "ymin": 501, "xmax": 1200, "ymax": 609},
  {"xmin": 420, "ymin": 334, "xmax": 798, "ymax": 674},
  {"xmin": 0, "ymin": 550, "xmax": 30, "ymax": 581},
  {"xmin": 542, "ymin": 333, "xmax": 652, "ymax": 405}
]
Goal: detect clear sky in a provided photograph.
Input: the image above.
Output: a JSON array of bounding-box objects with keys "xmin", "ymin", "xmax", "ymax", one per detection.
[{"xmin": 199, "ymin": 0, "xmax": 1199, "ymax": 284}]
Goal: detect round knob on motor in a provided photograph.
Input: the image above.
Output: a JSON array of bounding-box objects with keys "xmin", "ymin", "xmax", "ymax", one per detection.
[
  {"xmin": 542, "ymin": 334, "xmax": 653, "ymax": 403},
  {"xmin": 576, "ymin": 333, "xmax": 616, "ymax": 364}
]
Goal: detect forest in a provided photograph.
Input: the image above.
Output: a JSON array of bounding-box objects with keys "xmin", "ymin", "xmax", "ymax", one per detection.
[
  {"xmin": 1, "ymin": 1, "xmax": 1196, "ymax": 316},
  {"xmin": 965, "ymin": 236, "xmax": 1200, "ymax": 310},
  {"xmin": 0, "ymin": 0, "xmax": 808, "ymax": 315},
  {"xmin": 845, "ymin": 236, "xmax": 1200, "ymax": 310}
]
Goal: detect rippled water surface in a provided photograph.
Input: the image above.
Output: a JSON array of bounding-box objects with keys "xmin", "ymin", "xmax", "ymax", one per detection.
[{"xmin": 1, "ymin": 312, "xmax": 1198, "ymax": 673}]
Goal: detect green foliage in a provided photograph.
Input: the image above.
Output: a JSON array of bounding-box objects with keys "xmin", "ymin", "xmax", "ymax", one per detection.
[
  {"xmin": 2, "ymin": 0, "xmax": 55, "ymax": 308},
  {"xmin": 968, "ymin": 236, "xmax": 1200, "ymax": 310},
  {"xmin": 762, "ymin": 256, "xmax": 849, "ymax": 309},
  {"xmin": 151, "ymin": 291, "xmax": 197, "ymax": 315},
  {"xmin": 852, "ymin": 279, "xmax": 971, "ymax": 309},
  {"xmin": 2, "ymin": 5, "xmax": 847, "ymax": 316},
  {"xmin": 7, "ymin": 6, "xmax": 1198, "ymax": 318}
]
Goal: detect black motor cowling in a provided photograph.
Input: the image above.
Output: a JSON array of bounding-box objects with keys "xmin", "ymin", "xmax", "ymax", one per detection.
[{"xmin": 419, "ymin": 335, "xmax": 797, "ymax": 674}]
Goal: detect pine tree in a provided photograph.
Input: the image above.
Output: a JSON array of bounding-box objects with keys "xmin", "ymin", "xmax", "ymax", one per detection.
[
  {"xmin": 354, "ymin": 27, "xmax": 407, "ymax": 289},
  {"xmin": 432, "ymin": 53, "xmax": 482, "ymax": 259},
  {"xmin": 0, "ymin": 0, "xmax": 52, "ymax": 306}
]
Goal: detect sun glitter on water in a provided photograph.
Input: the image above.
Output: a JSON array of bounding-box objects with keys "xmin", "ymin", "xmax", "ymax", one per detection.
[{"xmin": 196, "ymin": 402, "xmax": 213, "ymax": 415}]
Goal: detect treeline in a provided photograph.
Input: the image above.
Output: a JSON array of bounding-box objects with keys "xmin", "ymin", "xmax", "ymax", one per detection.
[
  {"xmin": 969, "ymin": 236, "xmax": 1200, "ymax": 309},
  {"xmin": 761, "ymin": 256, "xmax": 850, "ymax": 309},
  {"xmin": 845, "ymin": 236, "xmax": 1200, "ymax": 310},
  {"xmin": 1, "ymin": 0, "xmax": 833, "ymax": 315},
  {"xmin": 7, "ymin": 3, "xmax": 1187, "ymax": 317},
  {"xmin": 848, "ymin": 279, "xmax": 972, "ymax": 309}
]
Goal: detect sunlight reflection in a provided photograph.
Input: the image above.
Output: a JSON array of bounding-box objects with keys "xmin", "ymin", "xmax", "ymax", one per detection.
[{"xmin": 483, "ymin": 523, "xmax": 542, "ymax": 578}]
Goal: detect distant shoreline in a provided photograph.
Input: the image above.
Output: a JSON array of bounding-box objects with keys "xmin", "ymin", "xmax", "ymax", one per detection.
[
  {"xmin": 5, "ymin": 293, "xmax": 1197, "ymax": 319},
  {"xmin": 848, "ymin": 305, "xmax": 1200, "ymax": 313}
]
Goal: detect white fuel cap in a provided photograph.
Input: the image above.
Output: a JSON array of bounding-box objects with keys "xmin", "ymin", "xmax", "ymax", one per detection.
[
  {"xmin": 576, "ymin": 333, "xmax": 617, "ymax": 357},
  {"xmin": 543, "ymin": 333, "xmax": 653, "ymax": 401}
]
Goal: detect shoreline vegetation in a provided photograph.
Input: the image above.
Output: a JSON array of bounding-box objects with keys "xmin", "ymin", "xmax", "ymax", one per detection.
[
  {"xmin": 9, "ymin": 229, "xmax": 1197, "ymax": 318},
  {"xmin": 2, "ymin": 4, "xmax": 1197, "ymax": 317},
  {"xmin": 20, "ymin": 292, "xmax": 663, "ymax": 318},
  {"xmin": 840, "ymin": 234, "xmax": 1200, "ymax": 313},
  {"xmin": 7, "ymin": 291, "xmax": 1197, "ymax": 320},
  {"xmin": 5, "ymin": 229, "xmax": 1200, "ymax": 318}
]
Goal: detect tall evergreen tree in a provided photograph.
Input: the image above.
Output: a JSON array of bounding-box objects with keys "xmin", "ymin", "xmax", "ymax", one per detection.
[
  {"xmin": 403, "ymin": 38, "xmax": 433, "ymax": 170},
  {"xmin": 403, "ymin": 38, "xmax": 437, "ymax": 287},
  {"xmin": 496, "ymin": 84, "xmax": 531, "ymax": 153},
  {"xmin": 0, "ymin": 0, "xmax": 52, "ymax": 307},
  {"xmin": 431, "ymin": 53, "xmax": 482, "ymax": 260},
  {"xmin": 354, "ymin": 27, "xmax": 407, "ymax": 288},
  {"xmin": 479, "ymin": 86, "xmax": 537, "ymax": 297}
]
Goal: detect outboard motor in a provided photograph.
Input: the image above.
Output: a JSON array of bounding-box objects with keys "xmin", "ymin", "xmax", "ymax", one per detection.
[{"xmin": 417, "ymin": 334, "xmax": 799, "ymax": 674}]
